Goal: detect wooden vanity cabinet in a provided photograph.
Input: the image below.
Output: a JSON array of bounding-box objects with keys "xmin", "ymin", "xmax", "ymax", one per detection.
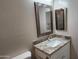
[{"xmin": 35, "ymin": 42, "xmax": 70, "ymax": 59}]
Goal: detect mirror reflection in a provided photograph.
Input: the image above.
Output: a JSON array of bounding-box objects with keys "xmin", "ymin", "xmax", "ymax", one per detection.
[{"xmin": 38, "ymin": 4, "xmax": 51, "ymax": 33}]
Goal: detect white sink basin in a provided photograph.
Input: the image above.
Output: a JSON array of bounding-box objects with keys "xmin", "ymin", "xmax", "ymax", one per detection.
[{"xmin": 46, "ymin": 40, "xmax": 62, "ymax": 47}]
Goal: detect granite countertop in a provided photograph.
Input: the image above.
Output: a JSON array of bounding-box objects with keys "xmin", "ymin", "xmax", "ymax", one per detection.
[{"xmin": 34, "ymin": 37, "xmax": 70, "ymax": 55}]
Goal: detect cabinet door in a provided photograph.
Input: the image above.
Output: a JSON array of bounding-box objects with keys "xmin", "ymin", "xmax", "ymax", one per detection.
[
  {"xmin": 55, "ymin": 52, "xmax": 68, "ymax": 59},
  {"xmin": 35, "ymin": 49, "xmax": 48, "ymax": 59},
  {"xmin": 51, "ymin": 42, "xmax": 70, "ymax": 59},
  {"xmin": 62, "ymin": 43, "xmax": 70, "ymax": 59}
]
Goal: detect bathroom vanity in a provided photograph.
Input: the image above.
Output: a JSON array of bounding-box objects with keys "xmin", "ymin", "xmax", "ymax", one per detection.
[{"xmin": 34, "ymin": 37, "xmax": 70, "ymax": 59}]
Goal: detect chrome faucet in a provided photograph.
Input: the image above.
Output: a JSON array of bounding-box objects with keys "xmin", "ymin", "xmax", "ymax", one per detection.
[{"xmin": 48, "ymin": 34, "xmax": 52, "ymax": 41}]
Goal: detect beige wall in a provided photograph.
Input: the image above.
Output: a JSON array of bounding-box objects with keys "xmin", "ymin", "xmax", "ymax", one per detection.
[
  {"xmin": 54, "ymin": 0, "xmax": 78, "ymax": 59},
  {"xmin": 0, "ymin": 0, "xmax": 53, "ymax": 58},
  {"xmin": 0, "ymin": 0, "xmax": 38, "ymax": 58},
  {"xmin": 68, "ymin": 0, "xmax": 78, "ymax": 59}
]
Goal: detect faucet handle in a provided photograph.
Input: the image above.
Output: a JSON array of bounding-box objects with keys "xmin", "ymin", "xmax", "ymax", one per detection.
[{"xmin": 48, "ymin": 34, "xmax": 52, "ymax": 39}]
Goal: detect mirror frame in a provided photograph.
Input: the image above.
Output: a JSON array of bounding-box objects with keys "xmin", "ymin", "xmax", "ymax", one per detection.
[
  {"xmin": 55, "ymin": 8, "xmax": 67, "ymax": 31},
  {"xmin": 34, "ymin": 2, "xmax": 53, "ymax": 37}
]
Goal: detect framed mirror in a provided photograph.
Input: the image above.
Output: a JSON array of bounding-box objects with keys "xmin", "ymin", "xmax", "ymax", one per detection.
[
  {"xmin": 55, "ymin": 8, "xmax": 67, "ymax": 30},
  {"xmin": 34, "ymin": 2, "xmax": 53, "ymax": 37}
]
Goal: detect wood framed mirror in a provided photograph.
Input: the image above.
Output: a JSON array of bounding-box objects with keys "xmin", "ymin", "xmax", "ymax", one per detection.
[
  {"xmin": 55, "ymin": 8, "xmax": 67, "ymax": 30},
  {"xmin": 34, "ymin": 2, "xmax": 53, "ymax": 37}
]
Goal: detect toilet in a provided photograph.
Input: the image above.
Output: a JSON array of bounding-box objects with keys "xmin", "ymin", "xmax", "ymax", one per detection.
[{"xmin": 12, "ymin": 51, "xmax": 31, "ymax": 59}]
